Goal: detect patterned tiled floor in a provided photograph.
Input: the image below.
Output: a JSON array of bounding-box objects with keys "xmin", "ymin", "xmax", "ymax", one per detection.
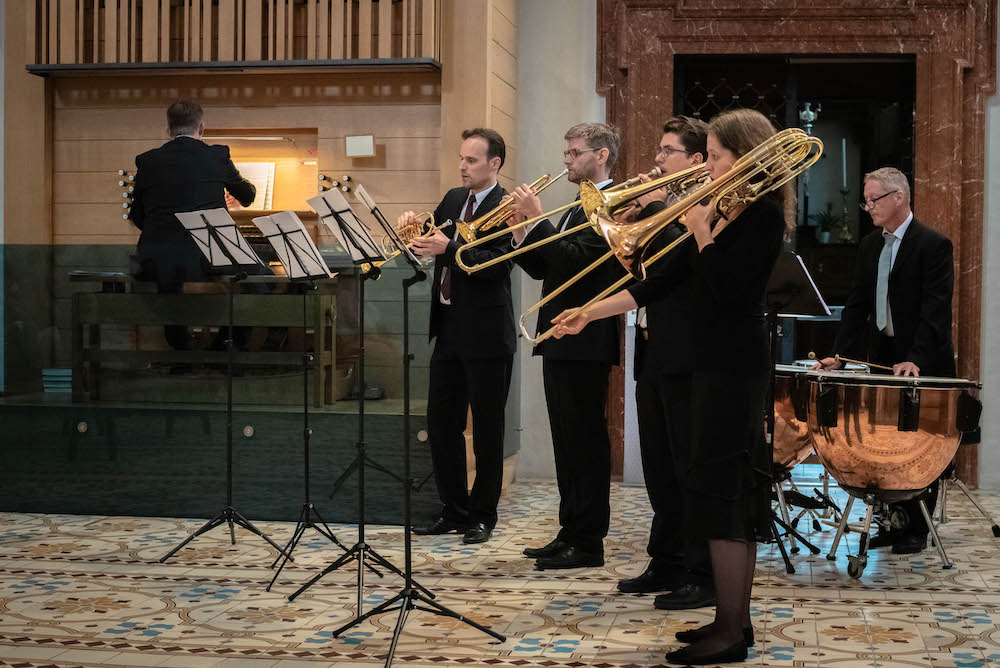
[{"xmin": 3, "ymin": 473, "xmax": 1000, "ymax": 668}]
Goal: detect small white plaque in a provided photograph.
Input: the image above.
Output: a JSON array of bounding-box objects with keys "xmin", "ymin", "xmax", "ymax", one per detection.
[{"xmin": 345, "ymin": 135, "xmax": 376, "ymax": 158}]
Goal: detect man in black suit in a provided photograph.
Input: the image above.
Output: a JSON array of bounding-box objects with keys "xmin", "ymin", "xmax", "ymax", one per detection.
[
  {"xmin": 405, "ymin": 128, "xmax": 514, "ymax": 544},
  {"xmin": 129, "ymin": 99, "xmax": 256, "ymax": 351},
  {"xmin": 815, "ymin": 166, "xmax": 955, "ymax": 554},
  {"xmin": 505, "ymin": 122, "xmax": 622, "ymax": 569}
]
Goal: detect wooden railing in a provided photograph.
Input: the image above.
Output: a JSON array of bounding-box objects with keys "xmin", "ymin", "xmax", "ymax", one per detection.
[{"xmin": 30, "ymin": 0, "xmax": 439, "ymax": 67}]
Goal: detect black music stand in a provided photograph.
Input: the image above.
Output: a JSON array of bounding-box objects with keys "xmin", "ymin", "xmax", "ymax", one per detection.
[
  {"xmin": 763, "ymin": 251, "xmax": 829, "ymax": 573},
  {"xmin": 328, "ymin": 188, "xmax": 506, "ymax": 667},
  {"xmin": 324, "ymin": 186, "xmax": 507, "ymax": 668},
  {"xmin": 159, "ymin": 208, "xmax": 290, "ymax": 563},
  {"xmin": 286, "ymin": 189, "xmax": 419, "ymax": 614},
  {"xmin": 251, "ymin": 211, "xmax": 376, "ymax": 590}
]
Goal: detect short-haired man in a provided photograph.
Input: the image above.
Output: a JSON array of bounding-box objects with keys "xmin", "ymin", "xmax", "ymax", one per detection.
[
  {"xmin": 506, "ymin": 122, "xmax": 622, "ymax": 569},
  {"xmin": 405, "ymin": 128, "xmax": 514, "ymax": 544},
  {"xmin": 814, "ymin": 166, "xmax": 955, "ymax": 554},
  {"xmin": 129, "ymin": 99, "xmax": 256, "ymax": 351}
]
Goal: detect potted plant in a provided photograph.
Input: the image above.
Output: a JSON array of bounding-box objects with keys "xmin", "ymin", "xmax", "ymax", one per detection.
[{"xmin": 809, "ymin": 202, "xmax": 842, "ymax": 244}]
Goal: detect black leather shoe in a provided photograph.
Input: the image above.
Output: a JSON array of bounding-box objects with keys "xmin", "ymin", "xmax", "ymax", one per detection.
[
  {"xmin": 523, "ymin": 537, "xmax": 566, "ymax": 558},
  {"xmin": 535, "ymin": 545, "xmax": 604, "ymax": 570},
  {"xmin": 654, "ymin": 583, "xmax": 716, "ymax": 610},
  {"xmin": 676, "ymin": 624, "xmax": 754, "ymax": 647},
  {"xmin": 665, "ymin": 638, "xmax": 748, "ymax": 665},
  {"xmin": 462, "ymin": 522, "xmax": 493, "ymax": 544},
  {"xmin": 412, "ymin": 516, "xmax": 467, "ymax": 536},
  {"xmin": 867, "ymin": 531, "xmax": 897, "ymax": 549},
  {"xmin": 617, "ymin": 564, "xmax": 682, "ymax": 593},
  {"xmin": 891, "ymin": 534, "xmax": 927, "ymax": 554}
]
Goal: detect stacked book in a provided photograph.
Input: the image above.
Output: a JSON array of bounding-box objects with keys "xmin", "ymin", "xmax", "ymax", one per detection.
[{"xmin": 42, "ymin": 368, "xmax": 72, "ymax": 393}]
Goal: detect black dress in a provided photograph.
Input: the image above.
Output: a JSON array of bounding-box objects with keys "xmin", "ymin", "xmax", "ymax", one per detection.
[{"xmin": 685, "ymin": 196, "xmax": 785, "ymax": 542}]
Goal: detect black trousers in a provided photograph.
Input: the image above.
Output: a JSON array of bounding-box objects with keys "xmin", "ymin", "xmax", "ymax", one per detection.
[
  {"xmin": 635, "ymin": 367, "xmax": 711, "ymax": 585},
  {"xmin": 873, "ymin": 333, "xmax": 938, "ymax": 538},
  {"xmin": 543, "ymin": 358, "xmax": 611, "ymax": 554},
  {"xmin": 426, "ymin": 338, "xmax": 513, "ymax": 529}
]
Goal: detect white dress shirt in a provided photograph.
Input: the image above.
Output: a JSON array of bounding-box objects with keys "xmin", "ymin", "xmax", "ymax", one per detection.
[{"xmin": 440, "ymin": 181, "xmax": 499, "ymax": 305}]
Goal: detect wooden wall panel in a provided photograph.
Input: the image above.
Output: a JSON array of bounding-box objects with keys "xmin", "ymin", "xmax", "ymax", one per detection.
[
  {"xmin": 359, "ymin": 0, "xmax": 372, "ymax": 59},
  {"xmin": 378, "ymin": 0, "xmax": 392, "ymax": 58},
  {"xmin": 421, "ymin": 0, "xmax": 436, "ymax": 58},
  {"xmin": 29, "ymin": 0, "xmax": 442, "ymax": 66},
  {"xmin": 330, "ymin": 0, "xmax": 344, "ymax": 57},
  {"xmin": 218, "ymin": 0, "xmax": 235, "ymax": 61},
  {"xmin": 61, "ymin": 0, "xmax": 77, "ymax": 64},
  {"xmin": 49, "ymin": 72, "xmax": 441, "ymax": 247}
]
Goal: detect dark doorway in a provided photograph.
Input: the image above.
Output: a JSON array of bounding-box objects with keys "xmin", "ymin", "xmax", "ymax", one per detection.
[{"xmin": 674, "ymin": 55, "xmax": 917, "ymax": 360}]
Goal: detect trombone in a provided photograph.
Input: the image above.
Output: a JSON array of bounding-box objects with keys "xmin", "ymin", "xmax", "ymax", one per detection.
[
  {"xmin": 522, "ymin": 128, "xmax": 824, "ymax": 346},
  {"xmin": 456, "ymin": 169, "xmax": 568, "ymax": 243},
  {"xmin": 455, "ymin": 166, "xmax": 669, "ymax": 274}
]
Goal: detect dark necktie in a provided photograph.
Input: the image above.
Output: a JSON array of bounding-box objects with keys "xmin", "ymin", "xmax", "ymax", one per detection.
[{"xmin": 440, "ymin": 193, "xmax": 477, "ymax": 302}]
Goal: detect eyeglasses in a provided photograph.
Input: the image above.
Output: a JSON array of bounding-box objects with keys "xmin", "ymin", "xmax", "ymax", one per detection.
[
  {"xmin": 657, "ymin": 145, "xmax": 691, "ymax": 158},
  {"xmin": 859, "ymin": 190, "xmax": 899, "ymax": 211},
  {"xmin": 563, "ymin": 148, "xmax": 598, "ymax": 160}
]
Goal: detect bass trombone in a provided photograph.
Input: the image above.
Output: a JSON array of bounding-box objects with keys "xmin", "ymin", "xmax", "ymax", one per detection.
[
  {"xmin": 455, "ymin": 166, "xmax": 670, "ymax": 274},
  {"xmin": 456, "ymin": 169, "xmax": 568, "ymax": 242},
  {"xmin": 525, "ymin": 128, "xmax": 824, "ymax": 345}
]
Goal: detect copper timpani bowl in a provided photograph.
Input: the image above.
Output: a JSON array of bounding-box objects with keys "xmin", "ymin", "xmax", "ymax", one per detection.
[
  {"xmin": 772, "ymin": 364, "xmax": 814, "ymax": 471},
  {"xmin": 805, "ymin": 371, "xmax": 978, "ymax": 502}
]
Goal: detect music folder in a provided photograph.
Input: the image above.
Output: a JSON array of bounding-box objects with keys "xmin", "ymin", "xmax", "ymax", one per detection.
[
  {"xmin": 174, "ymin": 207, "xmax": 266, "ymax": 270},
  {"xmin": 766, "ymin": 250, "xmax": 831, "ymax": 318},
  {"xmin": 252, "ymin": 211, "xmax": 335, "ymax": 280},
  {"xmin": 307, "ymin": 189, "xmax": 385, "ymax": 267}
]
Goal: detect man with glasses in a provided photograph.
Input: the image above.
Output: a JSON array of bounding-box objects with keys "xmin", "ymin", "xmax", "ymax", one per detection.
[
  {"xmin": 814, "ymin": 166, "xmax": 955, "ymax": 554},
  {"xmin": 504, "ymin": 122, "xmax": 622, "ymax": 569}
]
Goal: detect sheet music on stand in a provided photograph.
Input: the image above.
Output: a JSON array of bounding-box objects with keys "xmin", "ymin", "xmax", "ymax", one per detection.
[
  {"xmin": 766, "ymin": 251, "xmax": 831, "ymax": 318},
  {"xmin": 307, "ymin": 189, "xmax": 385, "ymax": 267},
  {"xmin": 354, "ymin": 184, "xmax": 422, "ymax": 268},
  {"xmin": 175, "ymin": 207, "xmax": 266, "ymax": 270},
  {"xmin": 252, "ymin": 211, "xmax": 335, "ymax": 280}
]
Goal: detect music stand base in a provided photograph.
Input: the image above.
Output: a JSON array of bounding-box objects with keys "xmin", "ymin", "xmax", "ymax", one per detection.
[
  {"xmin": 334, "ymin": 586, "xmax": 506, "ymax": 668},
  {"xmin": 266, "ymin": 502, "xmax": 362, "ymax": 591},
  {"xmin": 159, "ymin": 506, "xmax": 290, "ymax": 563},
  {"xmin": 328, "ymin": 453, "xmax": 405, "ymax": 498}
]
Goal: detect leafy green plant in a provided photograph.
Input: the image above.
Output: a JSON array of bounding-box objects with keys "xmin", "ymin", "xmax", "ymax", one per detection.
[{"xmin": 809, "ymin": 202, "xmax": 843, "ymax": 233}]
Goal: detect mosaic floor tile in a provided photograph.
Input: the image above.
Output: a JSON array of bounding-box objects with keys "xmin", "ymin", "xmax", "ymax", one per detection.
[{"xmin": 4, "ymin": 473, "xmax": 1000, "ymax": 666}]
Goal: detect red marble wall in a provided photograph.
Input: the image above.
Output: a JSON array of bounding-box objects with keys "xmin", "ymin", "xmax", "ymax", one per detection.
[{"xmin": 597, "ymin": 0, "xmax": 997, "ymax": 485}]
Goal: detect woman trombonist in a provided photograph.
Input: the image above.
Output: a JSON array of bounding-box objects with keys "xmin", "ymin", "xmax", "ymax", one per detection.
[{"xmin": 552, "ymin": 108, "xmax": 791, "ymax": 666}]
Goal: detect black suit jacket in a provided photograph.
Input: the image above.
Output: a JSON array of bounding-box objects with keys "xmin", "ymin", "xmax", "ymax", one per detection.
[
  {"xmin": 514, "ymin": 193, "xmax": 620, "ymax": 364},
  {"xmin": 428, "ymin": 184, "xmax": 516, "ymax": 358},
  {"xmin": 627, "ymin": 201, "xmax": 696, "ymax": 378},
  {"xmin": 833, "ymin": 218, "xmax": 955, "ymax": 377},
  {"xmin": 129, "ymin": 136, "xmax": 256, "ymax": 283}
]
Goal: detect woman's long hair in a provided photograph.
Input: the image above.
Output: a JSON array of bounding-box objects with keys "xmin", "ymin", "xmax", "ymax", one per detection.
[{"xmin": 708, "ymin": 108, "xmax": 797, "ymax": 231}]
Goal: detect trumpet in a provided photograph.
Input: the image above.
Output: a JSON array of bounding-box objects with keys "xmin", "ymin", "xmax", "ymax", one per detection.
[
  {"xmin": 456, "ymin": 169, "xmax": 568, "ymax": 243},
  {"xmin": 525, "ymin": 128, "xmax": 824, "ymax": 346},
  {"xmin": 455, "ymin": 166, "xmax": 668, "ymax": 274}
]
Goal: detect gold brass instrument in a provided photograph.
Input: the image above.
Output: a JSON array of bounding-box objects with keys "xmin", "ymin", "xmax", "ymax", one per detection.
[
  {"xmin": 523, "ymin": 128, "xmax": 824, "ymax": 345},
  {"xmin": 456, "ymin": 169, "xmax": 568, "ymax": 243},
  {"xmin": 455, "ymin": 166, "xmax": 674, "ymax": 275},
  {"xmin": 362, "ymin": 211, "xmax": 441, "ymax": 274}
]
